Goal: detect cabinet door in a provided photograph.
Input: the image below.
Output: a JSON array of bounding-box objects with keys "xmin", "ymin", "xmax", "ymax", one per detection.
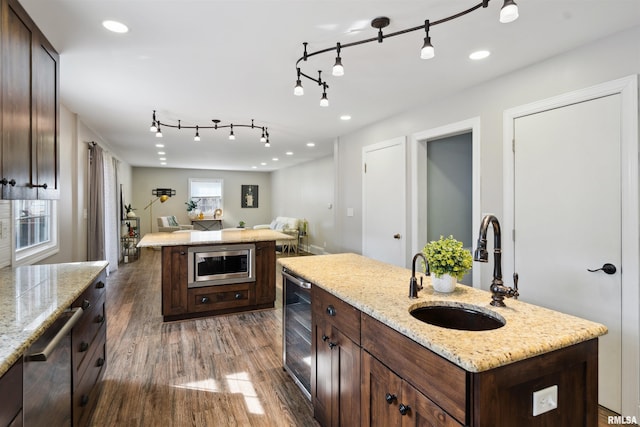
[
  {"xmin": 254, "ymin": 240, "xmax": 275, "ymax": 305},
  {"xmin": 161, "ymin": 246, "xmax": 188, "ymax": 316},
  {"xmin": 312, "ymin": 318, "xmax": 333, "ymax": 427},
  {"xmin": 1, "ymin": 0, "xmax": 35, "ymax": 199},
  {"xmin": 361, "ymin": 351, "xmax": 402, "ymax": 427},
  {"xmin": 401, "ymin": 382, "xmax": 462, "ymax": 427},
  {"xmin": 332, "ymin": 326, "xmax": 360, "ymax": 427},
  {"xmin": 32, "ymin": 32, "xmax": 59, "ymax": 199}
]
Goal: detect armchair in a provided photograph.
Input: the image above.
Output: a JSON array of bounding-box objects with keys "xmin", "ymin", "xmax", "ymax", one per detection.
[
  {"xmin": 254, "ymin": 216, "xmax": 300, "ymax": 254},
  {"xmin": 157, "ymin": 216, "xmax": 194, "ymax": 232}
]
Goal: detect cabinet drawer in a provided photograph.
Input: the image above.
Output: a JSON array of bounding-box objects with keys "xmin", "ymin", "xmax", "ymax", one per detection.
[
  {"xmin": 187, "ymin": 283, "xmax": 254, "ymax": 313},
  {"xmin": 312, "ymin": 287, "xmax": 360, "ymax": 344},
  {"xmin": 361, "ymin": 313, "xmax": 467, "ymax": 424},
  {"xmin": 73, "ymin": 338, "xmax": 106, "ymax": 427},
  {"xmin": 0, "ymin": 359, "xmax": 23, "ymax": 427},
  {"xmin": 72, "ymin": 297, "xmax": 106, "ymax": 386},
  {"xmin": 73, "ymin": 273, "xmax": 107, "ymax": 311}
]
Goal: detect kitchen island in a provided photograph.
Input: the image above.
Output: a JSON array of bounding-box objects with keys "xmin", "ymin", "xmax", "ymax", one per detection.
[
  {"xmin": 138, "ymin": 228, "xmax": 293, "ymax": 321},
  {"xmin": 0, "ymin": 261, "xmax": 109, "ymax": 426},
  {"xmin": 278, "ymin": 253, "xmax": 607, "ymax": 427}
]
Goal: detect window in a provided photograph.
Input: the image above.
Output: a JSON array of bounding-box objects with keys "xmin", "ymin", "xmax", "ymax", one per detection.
[
  {"xmin": 189, "ymin": 178, "xmax": 223, "ymax": 215},
  {"xmin": 14, "ymin": 200, "xmax": 58, "ymax": 265}
]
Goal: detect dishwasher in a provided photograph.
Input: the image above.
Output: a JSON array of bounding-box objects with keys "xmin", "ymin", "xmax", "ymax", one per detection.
[
  {"xmin": 23, "ymin": 307, "xmax": 83, "ymax": 426},
  {"xmin": 282, "ymin": 269, "xmax": 312, "ymax": 399}
]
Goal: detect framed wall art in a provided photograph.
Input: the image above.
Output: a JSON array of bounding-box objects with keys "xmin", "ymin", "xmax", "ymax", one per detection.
[{"xmin": 241, "ymin": 185, "xmax": 258, "ymax": 208}]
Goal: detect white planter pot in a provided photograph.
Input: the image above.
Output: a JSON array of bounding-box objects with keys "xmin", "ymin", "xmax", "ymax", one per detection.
[
  {"xmin": 432, "ymin": 273, "xmax": 457, "ymax": 293},
  {"xmin": 126, "ymin": 211, "xmax": 136, "ymax": 218}
]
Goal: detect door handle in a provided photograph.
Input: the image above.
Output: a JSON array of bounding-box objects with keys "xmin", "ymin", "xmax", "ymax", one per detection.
[
  {"xmin": 393, "ymin": 234, "xmax": 401, "ymax": 239},
  {"xmin": 587, "ymin": 263, "xmax": 617, "ymax": 275}
]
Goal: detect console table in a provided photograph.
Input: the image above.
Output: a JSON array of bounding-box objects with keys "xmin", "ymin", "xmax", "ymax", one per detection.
[{"xmin": 191, "ymin": 218, "xmax": 223, "ymax": 231}]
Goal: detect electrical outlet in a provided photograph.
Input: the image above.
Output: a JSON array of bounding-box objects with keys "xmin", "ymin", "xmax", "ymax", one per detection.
[{"xmin": 533, "ymin": 385, "xmax": 558, "ymax": 416}]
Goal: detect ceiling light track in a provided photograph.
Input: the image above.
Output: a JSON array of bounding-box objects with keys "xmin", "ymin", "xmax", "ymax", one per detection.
[
  {"xmin": 149, "ymin": 110, "xmax": 271, "ymax": 147},
  {"xmin": 293, "ymin": 0, "xmax": 518, "ymax": 105}
]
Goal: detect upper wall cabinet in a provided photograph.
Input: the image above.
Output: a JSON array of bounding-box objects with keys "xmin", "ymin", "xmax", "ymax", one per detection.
[{"xmin": 1, "ymin": 0, "xmax": 60, "ymax": 200}]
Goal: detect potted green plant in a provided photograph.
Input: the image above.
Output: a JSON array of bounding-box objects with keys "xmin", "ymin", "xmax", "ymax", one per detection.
[
  {"xmin": 125, "ymin": 203, "xmax": 136, "ymax": 218},
  {"xmin": 422, "ymin": 235, "xmax": 472, "ymax": 293},
  {"xmin": 185, "ymin": 200, "xmax": 198, "ymax": 218},
  {"xmin": 238, "ymin": 220, "xmax": 246, "ymax": 228}
]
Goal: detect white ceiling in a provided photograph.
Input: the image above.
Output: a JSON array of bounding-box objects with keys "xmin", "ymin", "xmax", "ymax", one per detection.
[{"xmin": 18, "ymin": 0, "xmax": 640, "ymax": 171}]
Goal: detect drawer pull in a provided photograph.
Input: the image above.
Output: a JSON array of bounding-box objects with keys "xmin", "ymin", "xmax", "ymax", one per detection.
[
  {"xmin": 326, "ymin": 305, "xmax": 336, "ymax": 316},
  {"xmin": 328, "ymin": 341, "xmax": 337, "ymax": 349},
  {"xmin": 385, "ymin": 393, "xmax": 397, "ymax": 404},
  {"xmin": 96, "ymin": 357, "xmax": 105, "ymax": 367},
  {"xmin": 201, "ymin": 297, "xmax": 210, "ymax": 304},
  {"xmin": 235, "ymin": 293, "xmax": 242, "ymax": 300},
  {"xmin": 398, "ymin": 403, "xmax": 410, "ymax": 416},
  {"xmin": 95, "ymin": 280, "xmax": 105, "ymax": 289},
  {"xmin": 80, "ymin": 341, "xmax": 89, "ymax": 352},
  {"xmin": 0, "ymin": 178, "xmax": 16, "ymax": 186},
  {"xmin": 95, "ymin": 314, "xmax": 105, "ymax": 324},
  {"xmin": 322, "ymin": 334, "xmax": 329, "ymax": 342},
  {"xmin": 29, "ymin": 183, "xmax": 48, "ymax": 189},
  {"xmin": 82, "ymin": 299, "xmax": 91, "ymax": 310},
  {"xmin": 80, "ymin": 394, "xmax": 89, "ymax": 407}
]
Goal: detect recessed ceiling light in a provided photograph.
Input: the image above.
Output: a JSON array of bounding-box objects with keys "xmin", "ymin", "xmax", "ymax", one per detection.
[
  {"xmin": 159, "ymin": 157, "xmax": 166, "ymax": 161},
  {"xmin": 157, "ymin": 151, "xmax": 165, "ymax": 155},
  {"xmin": 155, "ymin": 143, "xmax": 164, "ymax": 148},
  {"xmin": 102, "ymin": 20, "xmax": 129, "ymax": 34},
  {"xmin": 285, "ymin": 151, "xmax": 293, "ymax": 156},
  {"xmin": 261, "ymin": 162, "xmax": 267, "ymax": 166},
  {"xmin": 272, "ymin": 157, "xmax": 279, "ymax": 161},
  {"xmin": 469, "ymin": 50, "xmax": 490, "ymax": 60},
  {"xmin": 160, "ymin": 162, "xmax": 167, "ymax": 166},
  {"xmin": 340, "ymin": 115, "xmax": 351, "ymax": 121},
  {"xmin": 252, "ymin": 166, "xmax": 257, "ymax": 169},
  {"xmin": 306, "ymin": 142, "xmax": 316, "ymax": 147}
]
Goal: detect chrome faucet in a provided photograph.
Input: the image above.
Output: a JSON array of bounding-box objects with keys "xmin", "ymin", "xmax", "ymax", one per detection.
[
  {"xmin": 473, "ymin": 214, "xmax": 519, "ymax": 307},
  {"xmin": 409, "ymin": 252, "xmax": 429, "ymax": 298}
]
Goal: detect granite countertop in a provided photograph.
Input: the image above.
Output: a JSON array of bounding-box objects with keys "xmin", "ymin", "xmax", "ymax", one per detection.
[
  {"xmin": 137, "ymin": 228, "xmax": 294, "ymax": 248},
  {"xmin": 0, "ymin": 261, "xmax": 109, "ymax": 377},
  {"xmin": 278, "ymin": 253, "xmax": 608, "ymax": 373}
]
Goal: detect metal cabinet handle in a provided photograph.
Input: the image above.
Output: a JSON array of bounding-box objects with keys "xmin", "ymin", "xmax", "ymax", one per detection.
[
  {"xmin": 95, "ymin": 280, "xmax": 105, "ymax": 289},
  {"xmin": 80, "ymin": 341, "xmax": 90, "ymax": 352},
  {"xmin": 95, "ymin": 314, "xmax": 105, "ymax": 324},
  {"xmin": 328, "ymin": 341, "xmax": 337, "ymax": 349},
  {"xmin": 235, "ymin": 293, "xmax": 242, "ymax": 299},
  {"xmin": 96, "ymin": 357, "xmax": 105, "ymax": 367},
  {"xmin": 322, "ymin": 334, "xmax": 329, "ymax": 342},
  {"xmin": 398, "ymin": 403, "xmax": 410, "ymax": 415},
  {"xmin": 201, "ymin": 297, "xmax": 210, "ymax": 303},
  {"xmin": 587, "ymin": 263, "xmax": 617, "ymax": 275},
  {"xmin": 385, "ymin": 393, "xmax": 397, "ymax": 404},
  {"xmin": 1, "ymin": 178, "xmax": 16, "ymax": 186},
  {"xmin": 82, "ymin": 299, "xmax": 91, "ymax": 310},
  {"xmin": 393, "ymin": 233, "xmax": 401, "ymax": 239},
  {"xmin": 29, "ymin": 183, "xmax": 48, "ymax": 189},
  {"xmin": 326, "ymin": 305, "xmax": 336, "ymax": 316},
  {"xmin": 25, "ymin": 307, "xmax": 84, "ymax": 361}
]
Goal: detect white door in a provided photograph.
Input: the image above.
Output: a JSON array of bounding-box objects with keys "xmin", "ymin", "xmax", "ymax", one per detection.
[
  {"xmin": 363, "ymin": 137, "xmax": 406, "ymax": 267},
  {"xmin": 513, "ymin": 94, "xmax": 622, "ymax": 412}
]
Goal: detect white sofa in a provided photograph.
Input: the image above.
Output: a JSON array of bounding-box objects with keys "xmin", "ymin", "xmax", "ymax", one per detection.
[
  {"xmin": 253, "ymin": 216, "xmax": 300, "ymax": 253},
  {"xmin": 157, "ymin": 216, "xmax": 194, "ymax": 232}
]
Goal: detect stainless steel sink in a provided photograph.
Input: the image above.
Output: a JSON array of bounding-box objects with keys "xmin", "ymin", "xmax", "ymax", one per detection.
[{"xmin": 409, "ymin": 304, "xmax": 505, "ymax": 331}]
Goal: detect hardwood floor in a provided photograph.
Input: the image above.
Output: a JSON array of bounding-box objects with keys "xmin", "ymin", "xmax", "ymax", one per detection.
[
  {"xmin": 89, "ymin": 248, "xmax": 626, "ymax": 427},
  {"xmin": 88, "ymin": 249, "xmax": 316, "ymax": 427}
]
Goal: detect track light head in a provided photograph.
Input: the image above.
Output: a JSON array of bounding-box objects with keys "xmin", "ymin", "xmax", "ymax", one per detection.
[
  {"xmin": 155, "ymin": 123, "xmax": 163, "ymax": 138},
  {"xmin": 194, "ymin": 126, "xmax": 200, "ymax": 142},
  {"xmin": 420, "ymin": 20, "xmax": 434, "ymax": 59},
  {"xmin": 500, "ymin": 0, "xmax": 519, "ymax": 23},
  {"xmin": 332, "ymin": 43, "xmax": 344, "ymax": 77},
  {"xmin": 294, "ymin": 79, "xmax": 304, "ymax": 96}
]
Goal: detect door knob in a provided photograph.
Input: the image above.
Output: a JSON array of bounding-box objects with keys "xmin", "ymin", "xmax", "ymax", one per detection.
[
  {"xmin": 587, "ymin": 263, "xmax": 617, "ymax": 275},
  {"xmin": 393, "ymin": 234, "xmax": 401, "ymax": 239}
]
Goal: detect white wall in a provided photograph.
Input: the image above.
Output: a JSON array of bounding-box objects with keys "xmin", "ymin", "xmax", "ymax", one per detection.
[
  {"xmin": 132, "ymin": 167, "xmax": 272, "ymax": 235},
  {"xmin": 333, "ymin": 25, "xmax": 640, "ymax": 264},
  {"xmin": 271, "ymin": 155, "xmax": 335, "ymax": 254}
]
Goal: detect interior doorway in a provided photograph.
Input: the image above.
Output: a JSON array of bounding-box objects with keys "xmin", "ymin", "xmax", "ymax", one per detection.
[{"xmin": 411, "ymin": 117, "xmax": 481, "ymax": 288}]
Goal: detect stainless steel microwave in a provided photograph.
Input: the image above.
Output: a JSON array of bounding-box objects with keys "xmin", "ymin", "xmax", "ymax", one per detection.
[{"xmin": 187, "ymin": 244, "xmax": 255, "ymax": 288}]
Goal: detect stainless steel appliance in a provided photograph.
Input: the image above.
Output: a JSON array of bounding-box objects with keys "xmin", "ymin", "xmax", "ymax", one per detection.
[
  {"xmin": 282, "ymin": 268, "xmax": 311, "ymax": 399},
  {"xmin": 23, "ymin": 307, "xmax": 83, "ymax": 426},
  {"xmin": 187, "ymin": 244, "xmax": 255, "ymax": 288}
]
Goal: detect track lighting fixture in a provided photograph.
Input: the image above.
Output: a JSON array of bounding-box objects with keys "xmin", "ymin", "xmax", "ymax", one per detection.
[
  {"xmin": 149, "ymin": 111, "xmax": 270, "ymax": 146},
  {"xmin": 420, "ymin": 20, "xmax": 435, "ymax": 59},
  {"xmin": 294, "ymin": 0, "xmax": 518, "ymax": 106}
]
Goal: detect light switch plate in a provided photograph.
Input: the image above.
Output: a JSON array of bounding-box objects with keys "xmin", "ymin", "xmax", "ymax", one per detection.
[{"xmin": 533, "ymin": 385, "xmax": 558, "ymax": 416}]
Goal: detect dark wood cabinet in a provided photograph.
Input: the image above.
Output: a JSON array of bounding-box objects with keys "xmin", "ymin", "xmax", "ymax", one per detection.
[
  {"xmin": 311, "ymin": 286, "xmax": 361, "ymax": 427},
  {"xmin": 70, "ymin": 271, "xmax": 107, "ymax": 427},
  {"xmin": 0, "ymin": 0, "xmax": 59, "ymax": 200},
  {"xmin": 0, "ymin": 359, "xmax": 22, "ymax": 427},
  {"xmin": 161, "ymin": 241, "xmax": 277, "ymax": 321}
]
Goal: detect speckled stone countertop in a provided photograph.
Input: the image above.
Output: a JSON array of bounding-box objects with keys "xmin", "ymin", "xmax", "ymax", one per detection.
[
  {"xmin": 137, "ymin": 229, "xmax": 294, "ymax": 247},
  {"xmin": 0, "ymin": 261, "xmax": 109, "ymax": 377},
  {"xmin": 278, "ymin": 253, "xmax": 607, "ymax": 373}
]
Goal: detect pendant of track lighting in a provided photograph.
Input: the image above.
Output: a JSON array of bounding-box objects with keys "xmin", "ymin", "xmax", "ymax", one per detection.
[{"xmin": 500, "ymin": 0, "xmax": 518, "ymax": 23}]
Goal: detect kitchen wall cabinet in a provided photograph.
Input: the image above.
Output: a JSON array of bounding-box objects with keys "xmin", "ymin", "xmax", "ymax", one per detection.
[
  {"xmin": 311, "ymin": 286, "xmax": 361, "ymax": 427},
  {"xmin": 1, "ymin": 0, "xmax": 59, "ymax": 200},
  {"xmin": 161, "ymin": 241, "xmax": 276, "ymax": 321}
]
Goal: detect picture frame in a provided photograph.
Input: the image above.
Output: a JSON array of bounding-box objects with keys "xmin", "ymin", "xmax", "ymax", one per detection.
[{"xmin": 241, "ymin": 185, "xmax": 258, "ymax": 208}]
